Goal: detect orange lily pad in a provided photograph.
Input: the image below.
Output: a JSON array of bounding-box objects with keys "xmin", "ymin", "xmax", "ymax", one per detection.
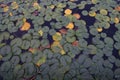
[
  {"xmin": 66, "ymin": 22, "xmax": 74, "ymax": 29},
  {"xmin": 20, "ymin": 22, "xmax": 31, "ymax": 31},
  {"xmin": 64, "ymin": 9, "xmax": 72, "ymax": 15},
  {"xmin": 73, "ymin": 13, "xmax": 81, "ymax": 19},
  {"xmin": 115, "ymin": 6, "xmax": 120, "ymax": 11}
]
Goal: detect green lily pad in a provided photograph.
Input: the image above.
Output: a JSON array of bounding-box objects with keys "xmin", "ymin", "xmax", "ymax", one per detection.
[
  {"xmin": 10, "ymin": 38, "xmax": 22, "ymax": 47},
  {"xmin": 23, "ymin": 63, "xmax": 36, "ymax": 77},
  {"xmin": 20, "ymin": 52, "xmax": 32, "ymax": 63},
  {"xmin": 66, "ymin": 36, "xmax": 76, "ymax": 43},
  {"xmin": 10, "ymin": 56, "xmax": 20, "ymax": 66},
  {"xmin": 12, "ymin": 46, "xmax": 21, "ymax": 55},
  {"xmin": 41, "ymin": 39, "xmax": 49, "ymax": 47},
  {"xmin": 0, "ymin": 32, "xmax": 10, "ymax": 40},
  {"xmin": 30, "ymin": 39, "xmax": 40, "ymax": 48},
  {"xmin": 0, "ymin": 61, "xmax": 11, "ymax": 72},
  {"xmin": 22, "ymin": 33, "xmax": 32, "ymax": 40},
  {"xmin": 21, "ymin": 40, "xmax": 30, "ymax": 50}
]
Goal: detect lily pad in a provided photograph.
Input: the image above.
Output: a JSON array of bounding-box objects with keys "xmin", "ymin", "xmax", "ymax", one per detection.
[
  {"xmin": 21, "ymin": 40, "xmax": 30, "ymax": 49},
  {"xmin": 30, "ymin": 39, "xmax": 40, "ymax": 48}
]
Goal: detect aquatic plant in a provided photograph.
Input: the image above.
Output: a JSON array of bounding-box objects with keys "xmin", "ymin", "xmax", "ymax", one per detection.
[{"xmin": 0, "ymin": 0, "xmax": 120, "ymax": 80}]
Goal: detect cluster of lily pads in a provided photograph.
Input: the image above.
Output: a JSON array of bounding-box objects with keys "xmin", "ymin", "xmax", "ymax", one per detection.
[{"xmin": 0, "ymin": 0, "xmax": 120, "ymax": 80}]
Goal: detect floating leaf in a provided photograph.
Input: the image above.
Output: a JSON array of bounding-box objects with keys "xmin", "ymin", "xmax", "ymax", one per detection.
[
  {"xmin": 89, "ymin": 11, "xmax": 96, "ymax": 17},
  {"xmin": 59, "ymin": 28, "xmax": 67, "ymax": 34},
  {"xmin": 52, "ymin": 32, "xmax": 62, "ymax": 41},
  {"xmin": 0, "ymin": 31, "xmax": 10, "ymax": 40},
  {"xmin": 115, "ymin": 59, "xmax": 120, "ymax": 67},
  {"xmin": 3, "ymin": 6, "xmax": 9, "ymax": 12},
  {"xmin": 73, "ymin": 13, "xmax": 81, "ymax": 19},
  {"xmin": 22, "ymin": 33, "xmax": 32, "ymax": 40},
  {"xmin": 68, "ymin": 2, "xmax": 77, "ymax": 9},
  {"xmin": 0, "ymin": 61, "xmax": 11, "ymax": 72},
  {"xmin": 114, "ymin": 17, "xmax": 120, "ymax": 24},
  {"xmin": 67, "ymin": 29, "xmax": 75, "ymax": 36},
  {"xmin": 72, "ymin": 40, "xmax": 79, "ymax": 46},
  {"xmin": 91, "ymin": 0, "xmax": 98, "ymax": 4},
  {"xmin": 28, "ymin": 48, "xmax": 37, "ymax": 54},
  {"xmin": 33, "ymin": 2, "xmax": 41, "ymax": 10},
  {"xmin": 100, "ymin": 9, "xmax": 108, "ymax": 15},
  {"xmin": 36, "ymin": 56, "xmax": 46, "ymax": 67},
  {"xmin": 12, "ymin": 46, "xmax": 21, "ymax": 55},
  {"xmin": 100, "ymin": 33, "xmax": 107, "ymax": 38},
  {"xmin": 30, "ymin": 39, "xmax": 40, "ymax": 48},
  {"xmin": 0, "ymin": 45, "xmax": 11, "ymax": 56},
  {"xmin": 103, "ymin": 60, "xmax": 113, "ymax": 69},
  {"xmin": 57, "ymin": 3, "xmax": 66, "ymax": 8},
  {"xmin": 11, "ymin": 2, "xmax": 19, "ymax": 9},
  {"xmin": 44, "ymin": 14, "xmax": 52, "ymax": 21},
  {"xmin": 41, "ymin": 39, "xmax": 49, "ymax": 47},
  {"xmin": 66, "ymin": 36, "xmax": 76, "ymax": 43},
  {"xmin": 21, "ymin": 40, "xmax": 30, "ymax": 49},
  {"xmin": 104, "ymin": 37, "xmax": 114, "ymax": 45},
  {"xmin": 60, "ymin": 49, "xmax": 66, "ymax": 55},
  {"xmin": 23, "ymin": 63, "xmax": 36, "ymax": 77},
  {"xmin": 77, "ymin": 3, "xmax": 85, "ymax": 9},
  {"xmin": 114, "ymin": 68, "xmax": 120, "ymax": 79},
  {"xmin": 108, "ymin": 56, "xmax": 116, "ymax": 63},
  {"xmin": 10, "ymin": 56, "xmax": 20, "ymax": 66},
  {"xmin": 97, "ymin": 27, "xmax": 103, "ymax": 32},
  {"xmin": 115, "ymin": 6, "xmax": 120, "ymax": 11},
  {"xmin": 81, "ymin": 10, "xmax": 88, "ymax": 16},
  {"xmin": 38, "ymin": 30, "xmax": 43, "ymax": 36},
  {"xmin": 20, "ymin": 22, "xmax": 31, "ymax": 31},
  {"xmin": 49, "ymin": 29, "xmax": 56, "ymax": 36},
  {"xmin": 51, "ymin": 41, "xmax": 62, "ymax": 53},
  {"xmin": 66, "ymin": 22, "xmax": 74, "ymax": 29},
  {"xmin": 10, "ymin": 38, "xmax": 22, "ymax": 47},
  {"xmin": 90, "ymin": 28, "xmax": 98, "ymax": 35},
  {"xmin": 64, "ymin": 9, "xmax": 72, "ymax": 15},
  {"xmin": 20, "ymin": 52, "xmax": 32, "ymax": 63}
]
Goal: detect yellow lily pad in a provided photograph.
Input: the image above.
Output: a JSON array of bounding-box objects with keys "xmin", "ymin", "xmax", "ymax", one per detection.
[
  {"xmin": 114, "ymin": 17, "xmax": 119, "ymax": 24},
  {"xmin": 38, "ymin": 30, "xmax": 43, "ymax": 36},
  {"xmin": 100, "ymin": 9, "xmax": 108, "ymax": 15},
  {"xmin": 89, "ymin": 11, "xmax": 96, "ymax": 17},
  {"xmin": 52, "ymin": 32, "xmax": 62, "ymax": 41},
  {"xmin": 66, "ymin": 22, "xmax": 74, "ymax": 29},
  {"xmin": 28, "ymin": 48, "xmax": 37, "ymax": 54},
  {"xmin": 64, "ymin": 9, "xmax": 72, "ymax": 15},
  {"xmin": 97, "ymin": 27, "xmax": 103, "ymax": 32},
  {"xmin": 60, "ymin": 49, "xmax": 66, "ymax": 55},
  {"xmin": 3, "ymin": 6, "xmax": 9, "ymax": 12},
  {"xmin": 91, "ymin": 0, "xmax": 98, "ymax": 4},
  {"xmin": 33, "ymin": 2, "xmax": 41, "ymax": 10},
  {"xmin": 11, "ymin": 2, "xmax": 19, "ymax": 9},
  {"xmin": 9, "ymin": 12, "xmax": 13, "ymax": 16},
  {"xmin": 36, "ymin": 56, "xmax": 46, "ymax": 67}
]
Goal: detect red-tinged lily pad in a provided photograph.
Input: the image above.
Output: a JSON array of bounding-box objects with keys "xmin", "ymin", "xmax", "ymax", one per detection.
[
  {"xmin": 115, "ymin": 6, "xmax": 120, "ymax": 11},
  {"xmin": 44, "ymin": 44, "xmax": 51, "ymax": 48},
  {"xmin": 59, "ymin": 29, "xmax": 67, "ymax": 34},
  {"xmin": 72, "ymin": 41, "xmax": 79, "ymax": 46},
  {"xmin": 28, "ymin": 48, "xmax": 37, "ymax": 53}
]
